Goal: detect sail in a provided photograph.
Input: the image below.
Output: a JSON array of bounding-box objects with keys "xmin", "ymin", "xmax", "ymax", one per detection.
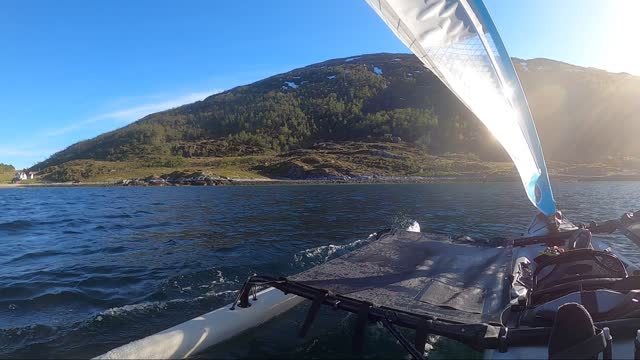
[{"xmin": 365, "ymin": 0, "xmax": 556, "ymax": 216}]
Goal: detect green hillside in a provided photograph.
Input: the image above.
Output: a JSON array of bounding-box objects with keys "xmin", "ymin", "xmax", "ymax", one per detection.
[{"xmin": 0, "ymin": 164, "xmax": 16, "ymax": 183}]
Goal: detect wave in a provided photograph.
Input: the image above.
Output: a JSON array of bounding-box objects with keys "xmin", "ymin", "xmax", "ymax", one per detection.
[
  {"xmin": 1, "ymin": 289, "xmax": 112, "ymax": 309},
  {"xmin": 406, "ymin": 221, "xmax": 421, "ymax": 232},
  {"xmin": 0, "ymin": 286, "xmax": 232, "ymax": 357},
  {"xmin": 196, "ymin": 289, "xmax": 238, "ymax": 301},
  {"xmin": 62, "ymin": 230, "xmax": 82, "ymax": 235},
  {"xmin": 100, "ymin": 300, "xmax": 177, "ymax": 318},
  {"xmin": 292, "ymin": 221, "xmax": 420, "ymax": 269},
  {"xmin": 293, "ymin": 232, "xmax": 377, "ymax": 268},
  {"xmin": 99, "ymin": 267, "xmax": 240, "ymax": 320},
  {"xmin": 102, "ymin": 246, "xmax": 128, "ymax": 254},
  {"xmin": 0, "ymin": 220, "xmax": 33, "ymax": 231},
  {"xmin": 103, "ymin": 214, "xmax": 133, "ymax": 219},
  {"xmin": 0, "ymin": 324, "xmax": 60, "ymax": 355},
  {"xmin": 390, "ymin": 214, "xmax": 422, "ymax": 232},
  {"xmin": 99, "ymin": 289, "xmax": 238, "ymax": 320},
  {"xmin": 34, "ymin": 218, "xmax": 74, "ymax": 226},
  {"xmin": 6, "ymin": 249, "xmax": 68, "ymax": 264}
]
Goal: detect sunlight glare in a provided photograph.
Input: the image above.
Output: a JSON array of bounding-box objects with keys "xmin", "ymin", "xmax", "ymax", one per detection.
[{"xmin": 602, "ymin": 0, "xmax": 639, "ymax": 75}]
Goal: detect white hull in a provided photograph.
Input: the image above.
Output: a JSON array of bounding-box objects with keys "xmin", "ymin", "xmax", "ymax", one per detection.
[{"xmin": 95, "ymin": 287, "xmax": 304, "ymax": 359}]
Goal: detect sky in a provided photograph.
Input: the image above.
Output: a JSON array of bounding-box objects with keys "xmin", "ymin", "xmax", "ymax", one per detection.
[{"xmin": 0, "ymin": 0, "xmax": 637, "ymax": 169}]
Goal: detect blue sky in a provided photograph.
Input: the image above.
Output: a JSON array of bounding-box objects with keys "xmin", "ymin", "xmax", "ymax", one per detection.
[{"xmin": 1, "ymin": 0, "xmax": 637, "ymax": 169}]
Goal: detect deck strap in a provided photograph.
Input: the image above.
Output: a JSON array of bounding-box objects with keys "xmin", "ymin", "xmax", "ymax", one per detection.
[
  {"xmin": 414, "ymin": 319, "xmax": 430, "ymax": 352},
  {"xmin": 352, "ymin": 302, "xmax": 372, "ymax": 354},
  {"xmin": 298, "ymin": 290, "xmax": 328, "ymax": 337}
]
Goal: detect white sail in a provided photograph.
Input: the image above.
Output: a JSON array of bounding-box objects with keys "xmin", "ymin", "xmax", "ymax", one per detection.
[{"xmin": 366, "ymin": 0, "xmax": 556, "ymax": 216}]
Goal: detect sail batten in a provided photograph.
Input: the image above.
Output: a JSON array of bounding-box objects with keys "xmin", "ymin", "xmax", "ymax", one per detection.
[{"xmin": 366, "ymin": 0, "xmax": 556, "ymax": 216}]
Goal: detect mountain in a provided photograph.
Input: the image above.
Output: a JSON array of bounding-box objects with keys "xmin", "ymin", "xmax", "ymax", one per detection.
[
  {"xmin": 31, "ymin": 53, "xmax": 640, "ymax": 181},
  {"xmin": 514, "ymin": 58, "xmax": 640, "ymax": 162}
]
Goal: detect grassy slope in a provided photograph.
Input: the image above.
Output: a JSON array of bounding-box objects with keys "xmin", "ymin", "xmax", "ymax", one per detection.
[
  {"xmin": 0, "ymin": 171, "xmax": 15, "ymax": 184},
  {"xmin": 258, "ymin": 142, "xmax": 516, "ymax": 178},
  {"xmin": 31, "ymin": 143, "xmax": 640, "ymax": 184},
  {"xmin": 33, "ymin": 142, "xmax": 528, "ymax": 183},
  {"xmin": 36, "ymin": 156, "xmax": 272, "ymax": 183},
  {"xmin": 32, "ymin": 142, "xmax": 510, "ymax": 182}
]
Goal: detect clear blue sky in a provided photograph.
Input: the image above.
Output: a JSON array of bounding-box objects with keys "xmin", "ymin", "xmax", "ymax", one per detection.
[{"xmin": 1, "ymin": 0, "xmax": 636, "ymax": 169}]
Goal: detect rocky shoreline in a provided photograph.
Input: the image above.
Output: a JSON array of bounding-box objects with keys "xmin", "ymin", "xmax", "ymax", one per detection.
[
  {"xmin": 115, "ymin": 172, "xmax": 523, "ymax": 186},
  {"xmin": 112, "ymin": 172, "xmax": 640, "ymax": 186},
  {"xmin": 4, "ymin": 172, "xmax": 640, "ymax": 188},
  {"xmin": 118, "ymin": 174, "xmax": 233, "ymax": 187}
]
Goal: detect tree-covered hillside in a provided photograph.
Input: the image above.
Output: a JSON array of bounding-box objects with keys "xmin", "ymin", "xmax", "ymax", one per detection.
[
  {"xmin": 32, "ymin": 53, "xmax": 640, "ymax": 176},
  {"xmin": 32, "ymin": 53, "xmax": 505, "ymax": 171},
  {"xmin": 0, "ymin": 163, "xmax": 16, "ymax": 183}
]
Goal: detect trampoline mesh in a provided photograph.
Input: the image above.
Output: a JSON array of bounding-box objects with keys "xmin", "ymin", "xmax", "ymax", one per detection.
[{"xmin": 290, "ymin": 229, "xmax": 513, "ymax": 324}]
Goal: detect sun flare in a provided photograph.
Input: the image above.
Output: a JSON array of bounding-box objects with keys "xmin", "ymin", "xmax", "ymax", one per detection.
[{"xmin": 603, "ymin": 0, "xmax": 640, "ymax": 75}]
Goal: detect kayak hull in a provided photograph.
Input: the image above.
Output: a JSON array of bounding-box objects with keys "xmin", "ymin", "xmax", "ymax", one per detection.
[{"xmin": 95, "ymin": 287, "xmax": 304, "ymax": 359}]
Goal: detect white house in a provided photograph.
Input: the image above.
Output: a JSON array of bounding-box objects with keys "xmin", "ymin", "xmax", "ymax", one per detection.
[{"xmin": 13, "ymin": 171, "xmax": 35, "ymax": 181}]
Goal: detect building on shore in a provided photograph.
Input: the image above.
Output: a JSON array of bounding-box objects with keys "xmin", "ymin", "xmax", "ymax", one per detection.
[{"xmin": 13, "ymin": 171, "xmax": 36, "ymax": 183}]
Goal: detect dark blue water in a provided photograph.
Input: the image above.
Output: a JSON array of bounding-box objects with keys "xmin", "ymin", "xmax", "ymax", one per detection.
[{"xmin": 1, "ymin": 183, "xmax": 639, "ymax": 358}]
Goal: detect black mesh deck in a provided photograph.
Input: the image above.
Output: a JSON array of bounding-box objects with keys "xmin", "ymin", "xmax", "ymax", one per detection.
[{"xmin": 289, "ymin": 229, "xmax": 513, "ymax": 324}]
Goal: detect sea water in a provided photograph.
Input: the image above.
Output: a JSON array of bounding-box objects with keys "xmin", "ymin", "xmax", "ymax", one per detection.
[{"xmin": 1, "ymin": 183, "xmax": 639, "ymax": 358}]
